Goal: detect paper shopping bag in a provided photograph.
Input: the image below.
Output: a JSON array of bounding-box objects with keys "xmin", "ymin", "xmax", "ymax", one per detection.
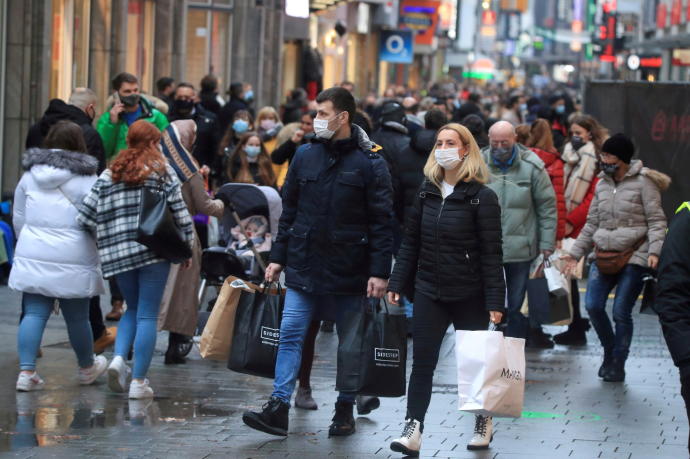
[
  {"xmin": 200, "ymin": 276, "xmax": 258, "ymax": 361},
  {"xmin": 455, "ymin": 330, "xmax": 525, "ymax": 418}
]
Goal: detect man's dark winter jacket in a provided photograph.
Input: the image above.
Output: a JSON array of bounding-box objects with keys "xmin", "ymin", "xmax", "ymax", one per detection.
[
  {"xmin": 656, "ymin": 203, "xmax": 690, "ymax": 381},
  {"xmin": 398, "ymin": 129, "xmax": 435, "ymax": 224},
  {"xmin": 26, "ymin": 99, "xmax": 106, "ymax": 173},
  {"xmin": 270, "ymin": 125, "xmax": 394, "ymax": 295},
  {"xmin": 169, "ymin": 104, "xmax": 219, "ymax": 169},
  {"xmin": 388, "ymin": 180, "xmax": 505, "ymax": 310},
  {"xmin": 370, "ymin": 126, "xmax": 410, "ymax": 223}
]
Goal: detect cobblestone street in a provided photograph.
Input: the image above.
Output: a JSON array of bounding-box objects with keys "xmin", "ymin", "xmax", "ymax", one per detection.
[{"xmin": 0, "ymin": 286, "xmax": 686, "ymax": 459}]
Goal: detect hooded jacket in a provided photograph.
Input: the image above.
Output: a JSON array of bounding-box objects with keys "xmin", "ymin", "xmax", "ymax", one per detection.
[
  {"xmin": 25, "ymin": 99, "xmax": 106, "ymax": 173},
  {"xmin": 481, "ymin": 144, "xmax": 558, "ymax": 263},
  {"xmin": 569, "ymin": 160, "xmax": 670, "ymax": 267},
  {"xmin": 9, "ymin": 149, "xmax": 104, "ymax": 298},
  {"xmin": 96, "ymin": 96, "xmax": 169, "ymax": 160}
]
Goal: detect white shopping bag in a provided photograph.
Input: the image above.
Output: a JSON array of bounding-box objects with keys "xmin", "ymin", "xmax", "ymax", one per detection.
[
  {"xmin": 455, "ymin": 330, "xmax": 526, "ymax": 418},
  {"xmin": 544, "ymin": 262, "xmax": 569, "ymax": 296}
]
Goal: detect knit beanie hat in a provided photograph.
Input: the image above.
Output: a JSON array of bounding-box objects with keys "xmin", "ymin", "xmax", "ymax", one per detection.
[{"xmin": 602, "ymin": 133, "xmax": 635, "ymax": 164}]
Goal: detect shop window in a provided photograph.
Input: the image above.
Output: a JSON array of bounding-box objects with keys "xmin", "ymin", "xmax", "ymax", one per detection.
[
  {"xmin": 185, "ymin": 7, "xmax": 231, "ymax": 91},
  {"xmin": 50, "ymin": 0, "xmax": 91, "ymax": 101},
  {"xmin": 125, "ymin": 0, "xmax": 155, "ymax": 93}
]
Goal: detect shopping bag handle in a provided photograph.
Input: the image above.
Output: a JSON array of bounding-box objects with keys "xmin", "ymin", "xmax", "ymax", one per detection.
[
  {"xmin": 259, "ymin": 281, "xmax": 283, "ymax": 294},
  {"xmin": 488, "ymin": 321, "xmax": 498, "ymax": 332}
]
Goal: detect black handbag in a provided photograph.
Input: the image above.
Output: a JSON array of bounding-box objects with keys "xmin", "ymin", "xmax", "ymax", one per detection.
[
  {"xmin": 640, "ymin": 273, "xmax": 658, "ymax": 315},
  {"xmin": 227, "ymin": 282, "xmax": 285, "ymax": 378},
  {"xmin": 336, "ymin": 297, "xmax": 408, "ymax": 397},
  {"xmin": 136, "ymin": 185, "xmax": 192, "ymax": 263}
]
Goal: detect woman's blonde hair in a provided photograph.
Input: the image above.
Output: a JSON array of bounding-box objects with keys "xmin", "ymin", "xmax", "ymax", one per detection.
[
  {"xmin": 423, "ymin": 123, "xmax": 490, "ymax": 188},
  {"xmin": 256, "ymin": 106, "xmax": 280, "ymax": 122}
]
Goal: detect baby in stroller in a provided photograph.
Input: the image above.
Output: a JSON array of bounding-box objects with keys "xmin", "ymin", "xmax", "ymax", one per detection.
[{"xmin": 228, "ymin": 215, "xmax": 273, "ymax": 279}]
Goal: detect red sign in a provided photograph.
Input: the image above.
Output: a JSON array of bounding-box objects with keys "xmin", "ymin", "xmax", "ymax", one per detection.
[
  {"xmin": 640, "ymin": 56, "xmax": 662, "ymax": 68},
  {"xmin": 657, "ymin": 3, "xmax": 667, "ymax": 29},
  {"xmin": 399, "ymin": 0, "xmax": 441, "ymax": 46},
  {"xmin": 671, "ymin": 0, "xmax": 681, "ymax": 25}
]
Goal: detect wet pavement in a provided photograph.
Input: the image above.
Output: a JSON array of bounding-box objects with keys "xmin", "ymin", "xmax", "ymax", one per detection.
[{"xmin": 0, "ymin": 285, "xmax": 687, "ymax": 458}]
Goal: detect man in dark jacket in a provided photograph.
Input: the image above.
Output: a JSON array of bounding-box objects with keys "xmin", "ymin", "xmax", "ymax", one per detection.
[
  {"xmin": 168, "ymin": 82, "xmax": 219, "ymax": 170},
  {"xmin": 453, "ymin": 92, "xmax": 483, "ymax": 122},
  {"xmin": 242, "ymin": 87, "xmax": 393, "ymax": 438},
  {"xmin": 26, "ymin": 88, "xmax": 106, "ymax": 173},
  {"xmin": 371, "ymin": 101, "xmax": 411, "ymax": 229},
  {"xmin": 656, "ymin": 201, "xmax": 690, "ymax": 454}
]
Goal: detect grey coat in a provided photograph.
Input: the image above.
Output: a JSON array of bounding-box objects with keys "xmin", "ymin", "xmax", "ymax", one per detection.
[{"xmin": 569, "ymin": 160, "xmax": 670, "ymax": 267}]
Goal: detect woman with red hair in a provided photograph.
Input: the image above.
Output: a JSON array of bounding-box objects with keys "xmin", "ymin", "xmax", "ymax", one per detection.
[{"xmin": 78, "ymin": 120, "xmax": 194, "ymax": 399}]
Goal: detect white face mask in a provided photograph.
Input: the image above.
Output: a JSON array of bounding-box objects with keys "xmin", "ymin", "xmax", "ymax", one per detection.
[
  {"xmin": 313, "ymin": 113, "xmax": 343, "ymax": 140},
  {"xmin": 435, "ymin": 147, "xmax": 463, "ymax": 170}
]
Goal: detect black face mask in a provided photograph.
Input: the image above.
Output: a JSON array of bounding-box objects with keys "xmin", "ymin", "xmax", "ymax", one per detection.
[
  {"xmin": 599, "ymin": 161, "xmax": 619, "ymax": 175},
  {"xmin": 173, "ymin": 99, "xmax": 195, "ymax": 115},
  {"xmin": 119, "ymin": 93, "xmax": 140, "ymax": 108},
  {"xmin": 571, "ymin": 135, "xmax": 586, "ymax": 151}
]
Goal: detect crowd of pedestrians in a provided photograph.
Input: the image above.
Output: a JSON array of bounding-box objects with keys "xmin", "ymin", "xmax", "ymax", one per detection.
[{"xmin": 7, "ymin": 72, "xmax": 688, "ymax": 456}]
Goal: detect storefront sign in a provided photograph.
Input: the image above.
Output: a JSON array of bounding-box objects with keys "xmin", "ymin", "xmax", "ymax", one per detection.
[
  {"xmin": 399, "ymin": 0, "xmax": 440, "ymax": 46},
  {"xmin": 379, "ymin": 30, "xmax": 414, "ymax": 63},
  {"xmin": 672, "ymin": 48, "xmax": 690, "ymax": 66}
]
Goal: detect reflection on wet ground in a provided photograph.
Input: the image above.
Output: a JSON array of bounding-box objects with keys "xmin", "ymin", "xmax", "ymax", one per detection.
[{"xmin": 0, "ymin": 390, "xmax": 234, "ymax": 452}]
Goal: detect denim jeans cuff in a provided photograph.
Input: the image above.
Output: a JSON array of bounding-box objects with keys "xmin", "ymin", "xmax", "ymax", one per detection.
[{"xmin": 337, "ymin": 392, "xmax": 356, "ymax": 404}]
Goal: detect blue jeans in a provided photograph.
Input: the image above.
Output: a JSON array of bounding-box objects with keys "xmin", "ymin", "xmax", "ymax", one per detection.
[
  {"xmin": 18, "ymin": 293, "xmax": 93, "ymax": 371},
  {"xmin": 585, "ymin": 263, "xmax": 645, "ymax": 360},
  {"xmin": 114, "ymin": 262, "xmax": 171, "ymax": 379},
  {"xmin": 272, "ymin": 289, "xmax": 362, "ymax": 404},
  {"xmin": 504, "ymin": 261, "xmax": 531, "ymax": 339}
]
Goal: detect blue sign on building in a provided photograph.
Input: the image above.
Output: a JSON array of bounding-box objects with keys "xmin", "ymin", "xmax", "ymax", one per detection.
[{"xmin": 379, "ymin": 30, "xmax": 414, "ymax": 64}]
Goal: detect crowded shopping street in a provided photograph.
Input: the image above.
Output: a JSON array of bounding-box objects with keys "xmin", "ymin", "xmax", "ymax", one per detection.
[{"xmin": 0, "ymin": 0, "xmax": 690, "ymax": 458}]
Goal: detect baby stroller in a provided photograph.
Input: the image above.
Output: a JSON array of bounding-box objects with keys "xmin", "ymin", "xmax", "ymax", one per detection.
[{"xmin": 179, "ymin": 183, "xmax": 282, "ymax": 356}]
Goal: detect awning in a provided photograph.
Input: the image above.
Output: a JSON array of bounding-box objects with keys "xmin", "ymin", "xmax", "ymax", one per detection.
[{"xmin": 626, "ymin": 33, "xmax": 690, "ymax": 51}]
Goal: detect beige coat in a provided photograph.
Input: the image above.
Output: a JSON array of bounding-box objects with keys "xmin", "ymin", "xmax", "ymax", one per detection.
[
  {"xmin": 158, "ymin": 173, "xmax": 224, "ymax": 335},
  {"xmin": 569, "ymin": 160, "xmax": 670, "ymax": 268}
]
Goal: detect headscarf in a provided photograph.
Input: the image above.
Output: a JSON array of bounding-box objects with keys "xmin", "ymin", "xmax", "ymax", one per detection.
[{"xmin": 160, "ymin": 120, "xmax": 199, "ymax": 183}]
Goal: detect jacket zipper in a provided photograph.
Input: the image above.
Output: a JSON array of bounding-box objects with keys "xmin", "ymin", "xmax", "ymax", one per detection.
[
  {"xmin": 435, "ymin": 195, "xmax": 445, "ymax": 298},
  {"xmin": 465, "ymin": 249, "xmax": 474, "ymax": 273}
]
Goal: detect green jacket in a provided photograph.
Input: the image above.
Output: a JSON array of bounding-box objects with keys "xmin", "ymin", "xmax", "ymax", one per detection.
[
  {"xmin": 96, "ymin": 97, "xmax": 169, "ymax": 160},
  {"xmin": 481, "ymin": 144, "xmax": 557, "ymax": 263}
]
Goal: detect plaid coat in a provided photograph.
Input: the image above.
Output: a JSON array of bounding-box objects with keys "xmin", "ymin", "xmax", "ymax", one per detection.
[{"xmin": 77, "ymin": 164, "xmax": 194, "ymax": 278}]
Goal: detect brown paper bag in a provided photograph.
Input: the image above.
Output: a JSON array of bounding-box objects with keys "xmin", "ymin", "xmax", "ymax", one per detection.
[{"xmin": 199, "ymin": 276, "xmax": 260, "ymax": 361}]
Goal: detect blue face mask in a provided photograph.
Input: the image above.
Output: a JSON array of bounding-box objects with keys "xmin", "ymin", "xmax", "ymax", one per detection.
[
  {"xmin": 233, "ymin": 119, "xmax": 249, "ymax": 134},
  {"xmin": 519, "ymin": 103, "xmax": 527, "ymax": 111},
  {"xmin": 244, "ymin": 145, "xmax": 261, "ymax": 158},
  {"xmin": 244, "ymin": 90, "xmax": 254, "ymax": 102},
  {"xmin": 555, "ymin": 105, "xmax": 565, "ymax": 114}
]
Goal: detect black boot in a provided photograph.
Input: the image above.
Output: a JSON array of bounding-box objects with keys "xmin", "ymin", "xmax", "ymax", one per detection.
[
  {"xmin": 356, "ymin": 395, "xmax": 380, "ymax": 415},
  {"xmin": 603, "ymin": 357, "xmax": 626, "ymax": 382},
  {"xmin": 242, "ymin": 397, "xmax": 290, "ymax": 436},
  {"xmin": 164, "ymin": 333, "xmax": 187, "ymax": 365},
  {"xmin": 526, "ymin": 327, "xmax": 555, "ymax": 349},
  {"xmin": 598, "ymin": 351, "xmax": 614, "ymax": 378},
  {"xmin": 554, "ymin": 319, "xmax": 591, "ymax": 346},
  {"xmin": 329, "ymin": 401, "xmax": 356, "ymax": 437}
]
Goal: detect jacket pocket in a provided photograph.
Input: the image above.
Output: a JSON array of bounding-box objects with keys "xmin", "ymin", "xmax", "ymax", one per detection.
[
  {"xmin": 328, "ymin": 230, "xmax": 368, "ymax": 276},
  {"xmin": 337, "ymin": 171, "xmax": 365, "ymax": 188},
  {"xmin": 286, "ymin": 222, "xmax": 310, "ymax": 269}
]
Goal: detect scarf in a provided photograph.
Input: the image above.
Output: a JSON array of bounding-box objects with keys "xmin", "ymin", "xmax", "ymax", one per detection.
[
  {"xmin": 160, "ymin": 120, "xmax": 199, "ymax": 183},
  {"xmin": 563, "ymin": 141, "xmax": 597, "ymax": 212}
]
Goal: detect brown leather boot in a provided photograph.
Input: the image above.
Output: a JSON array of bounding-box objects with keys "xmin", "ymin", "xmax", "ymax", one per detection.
[{"xmin": 106, "ymin": 300, "xmax": 124, "ymax": 321}]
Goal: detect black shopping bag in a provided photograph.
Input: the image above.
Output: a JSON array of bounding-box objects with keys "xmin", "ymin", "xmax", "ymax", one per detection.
[
  {"xmin": 640, "ymin": 273, "xmax": 657, "ymax": 315},
  {"xmin": 527, "ymin": 277, "xmax": 572, "ymax": 325},
  {"xmin": 227, "ymin": 283, "xmax": 284, "ymax": 378},
  {"xmin": 336, "ymin": 298, "xmax": 407, "ymax": 397}
]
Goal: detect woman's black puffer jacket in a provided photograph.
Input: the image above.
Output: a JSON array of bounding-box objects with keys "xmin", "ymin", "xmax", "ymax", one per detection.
[{"xmin": 388, "ymin": 179, "xmax": 505, "ymax": 311}]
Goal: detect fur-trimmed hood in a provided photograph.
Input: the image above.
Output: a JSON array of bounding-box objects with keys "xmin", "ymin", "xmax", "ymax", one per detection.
[
  {"xmin": 22, "ymin": 148, "xmax": 98, "ymax": 175},
  {"xmin": 599, "ymin": 159, "xmax": 672, "ymax": 192}
]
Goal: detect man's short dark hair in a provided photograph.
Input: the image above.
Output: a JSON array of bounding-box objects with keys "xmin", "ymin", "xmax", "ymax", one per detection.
[
  {"xmin": 425, "ymin": 109, "xmax": 447, "ymax": 131},
  {"xmin": 316, "ymin": 87, "xmax": 356, "ymax": 125},
  {"xmin": 175, "ymin": 82, "xmax": 195, "ymax": 94},
  {"xmin": 156, "ymin": 77, "xmax": 175, "ymax": 93},
  {"xmin": 200, "ymin": 75, "xmax": 218, "ymax": 92},
  {"xmin": 468, "ymin": 92, "xmax": 481, "ymax": 103},
  {"xmin": 112, "ymin": 72, "xmax": 138, "ymax": 91}
]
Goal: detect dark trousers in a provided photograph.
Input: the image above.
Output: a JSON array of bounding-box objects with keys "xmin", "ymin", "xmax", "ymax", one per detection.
[
  {"xmin": 297, "ymin": 321, "xmax": 321, "ymax": 388},
  {"xmin": 109, "ymin": 278, "xmax": 123, "ymax": 304},
  {"xmin": 682, "ymin": 375, "xmax": 690, "ymax": 454},
  {"xmin": 406, "ymin": 293, "xmax": 487, "ymax": 422}
]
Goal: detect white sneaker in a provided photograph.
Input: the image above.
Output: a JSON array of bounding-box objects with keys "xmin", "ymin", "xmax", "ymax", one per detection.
[
  {"xmin": 129, "ymin": 379, "xmax": 154, "ymax": 399},
  {"xmin": 390, "ymin": 418, "xmax": 422, "ymax": 457},
  {"xmin": 16, "ymin": 372, "xmax": 45, "ymax": 392},
  {"xmin": 107, "ymin": 356, "xmax": 130, "ymax": 393},
  {"xmin": 467, "ymin": 415, "xmax": 493, "ymax": 450},
  {"xmin": 78, "ymin": 355, "xmax": 108, "ymax": 385},
  {"xmin": 128, "ymin": 398, "xmax": 153, "ymax": 420}
]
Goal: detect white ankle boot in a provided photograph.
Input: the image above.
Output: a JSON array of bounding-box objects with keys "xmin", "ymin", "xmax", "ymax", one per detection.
[
  {"xmin": 467, "ymin": 415, "xmax": 493, "ymax": 450},
  {"xmin": 390, "ymin": 418, "xmax": 422, "ymax": 457}
]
